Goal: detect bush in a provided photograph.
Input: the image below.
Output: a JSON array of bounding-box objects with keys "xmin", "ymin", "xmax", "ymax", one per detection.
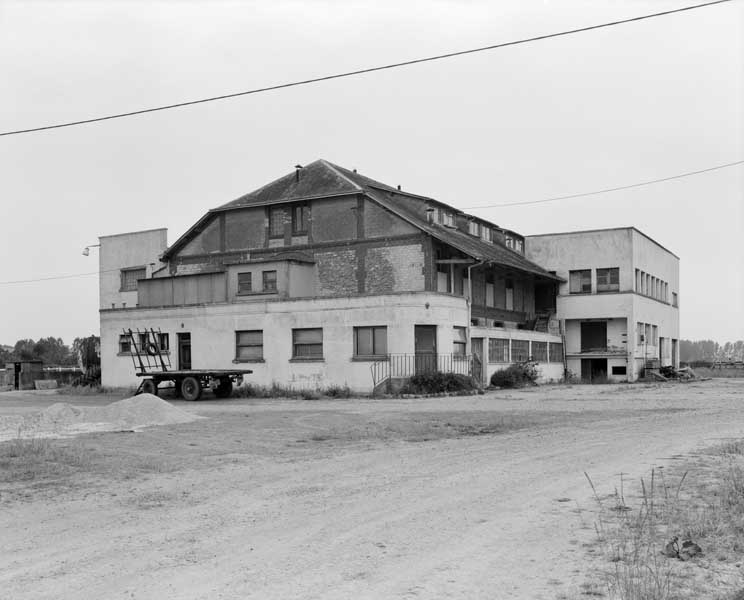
[
  {"xmin": 399, "ymin": 372, "xmax": 476, "ymax": 395},
  {"xmin": 324, "ymin": 384, "xmax": 352, "ymax": 398},
  {"xmin": 490, "ymin": 362, "xmax": 538, "ymax": 388}
]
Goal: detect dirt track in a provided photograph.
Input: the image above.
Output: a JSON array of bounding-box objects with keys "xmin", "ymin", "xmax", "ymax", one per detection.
[{"xmin": 1, "ymin": 380, "xmax": 743, "ymax": 599}]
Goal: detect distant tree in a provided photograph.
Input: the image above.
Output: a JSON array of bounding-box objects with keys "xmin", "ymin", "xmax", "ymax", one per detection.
[
  {"xmin": 13, "ymin": 339, "xmax": 37, "ymax": 361},
  {"xmin": 32, "ymin": 337, "xmax": 76, "ymax": 366},
  {"xmin": 0, "ymin": 346, "xmax": 12, "ymax": 364},
  {"xmin": 72, "ymin": 336, "xmax": 100, "ymax": 371}
]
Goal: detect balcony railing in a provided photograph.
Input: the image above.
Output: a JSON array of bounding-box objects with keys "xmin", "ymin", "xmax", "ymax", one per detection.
[{"xmin": 371, "ymin": 353, "xmax": 474, "ymax": 388}]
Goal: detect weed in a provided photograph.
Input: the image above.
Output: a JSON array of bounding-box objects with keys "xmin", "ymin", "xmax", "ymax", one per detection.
[
  {"xmin": 400, "ymin": 372, "xmax": 476, "ymax": 394},
  {"xmin": 490, "ymin": 362, "xmax": 538, "ymax": 388}
]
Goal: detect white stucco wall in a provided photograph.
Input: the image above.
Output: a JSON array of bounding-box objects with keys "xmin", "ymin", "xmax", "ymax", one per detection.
[
  {"xmin": 101, "ymin": 292, "xmax": 470, "ymax": 392},
  {"xmin": 99, "ymin": 229, "xmax": 168, "ymax": 310}
]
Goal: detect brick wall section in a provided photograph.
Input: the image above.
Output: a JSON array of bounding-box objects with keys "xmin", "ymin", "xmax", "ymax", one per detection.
[
  {"xmin": 364, "ymin": 200, "xmax": 418, "ymax": 238},
  {"xmin": 312, "ymin": 196, "xmax": 357, "ymax": 242},
  {"xmin": 366, "ymin": 244, "xmax": 425, "ymax": 293},
  {"xmin": 315, "ymin": 249, "xmax": 357, "ymax": 296},
  {"xmin": 225, "ymin": 208, "xmax": 265, "ymax": 251}
]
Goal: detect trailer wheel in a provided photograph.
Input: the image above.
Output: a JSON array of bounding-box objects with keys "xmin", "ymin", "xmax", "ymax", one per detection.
[
  {"xmin": 181, "ymin": 376, "xmax": 202, "ymax": 401},
  {"xmin": 213, "ymin": 378, "xmax": 233, "ymax": 399},
  {"xmin": 141, "ymin": 379, "xmax": 158, "ymax": 396}
]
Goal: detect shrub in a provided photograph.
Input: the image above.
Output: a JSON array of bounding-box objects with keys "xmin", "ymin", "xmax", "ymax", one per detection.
[
  {"xmin": 490, "ymin": 362, "xmax": 538, "ymax": 388},
  {"xmin": 400, "ymin": 372, "xmax": 476, "ymax": 395},
  {"xmin": 324, "ymin": 384, "xmax": 352, "ymax": 398}
]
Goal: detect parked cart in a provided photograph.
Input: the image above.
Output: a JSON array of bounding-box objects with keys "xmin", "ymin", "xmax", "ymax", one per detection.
[{"xmin": 123, "ymin": 328, "xmax": 252, "ymax": 400}]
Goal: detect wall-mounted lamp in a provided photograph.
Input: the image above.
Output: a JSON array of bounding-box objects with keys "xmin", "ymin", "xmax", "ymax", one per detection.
[{"xmin": 82, "ymin": 243, "xmax": 100, "ymax": 257}]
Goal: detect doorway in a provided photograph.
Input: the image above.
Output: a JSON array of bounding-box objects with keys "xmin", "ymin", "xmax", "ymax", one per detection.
[
  {"xmin": 581, "ymin": 358, "xmax": 608, "ymax": 382},
  {"xmin": 414, "ymin": 325, "xmax": 437, "ymax": 375},
  {"xmin": 177, "ymin": 333, "xmax": 191, "ymax": 370},
  {"xmin": 471, "ymin": 337, "xmax": 483, "ymax": 384}
]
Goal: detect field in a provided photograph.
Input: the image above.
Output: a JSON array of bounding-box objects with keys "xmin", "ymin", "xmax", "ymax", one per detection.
[{"xmin": 1, "ymin": 380, "xmax": 743, "ymax": 599}]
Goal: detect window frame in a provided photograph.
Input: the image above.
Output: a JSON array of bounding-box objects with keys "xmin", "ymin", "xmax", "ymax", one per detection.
[
  {"xmin": 569, "ymin": 269, "xmax": 592, "ymax": 294},
  {"xmin": 453, "ymin": 326, "xmax": 467, "ymax": 357},
  {"xmin": 291, "ymin": 203, "xmax": 309, "ymax": 234},
  {"xmin": 235, "ymin": 330, "xmax": 264, "ymax": 362},
  {"xmin": 511, "ymin": 340, "xmax": 529, "ymax": 362},
  {"xmin": 237, "ymin": 272, "xmax": 252, "ymax": 294},
  {"xmin": 291, "ymin": 328, "xmax": 323, "ymax": 360},
  {"xmin": 120, "ymin": 267, "xmax": 146, "ymax": 292},
  {"xmin": 353, "ymin": 326, "xmax": 388, "ymax": 359},
  {"xmin": 118, "ymin": 334, "xmax": 132, "ymax": 355},
  {"xmin": 549, "ymin": 342, "xmax": 563, "ymax": 363},
  {"xmin": 531, "ymin": 341, "xmax": 548, "ymax": 362},
  {"xmin": 269, "ymin": 206, "xmax": 285, "ymax": 238},
  {"xmin": 262, "ymin": 270, "xmax": 278, "ymax": 293},
  {"xmin": 596, "ymin": 267, "xmax": 620, "ymax": 293},
  {"xmin": 488, "ymin": 338, "xmax": 510, "ymax": 363}
]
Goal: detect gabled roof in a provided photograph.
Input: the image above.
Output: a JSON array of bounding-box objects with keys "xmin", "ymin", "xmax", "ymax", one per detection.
[{"xmin": 164, "ymin": 159, "xmax": 561, "ymax": 280}]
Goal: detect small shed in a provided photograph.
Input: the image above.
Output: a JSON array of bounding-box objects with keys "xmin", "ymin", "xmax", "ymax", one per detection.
[{"xmin": 4, "ymin": 360, "xmax": 43, "ymax": 390}]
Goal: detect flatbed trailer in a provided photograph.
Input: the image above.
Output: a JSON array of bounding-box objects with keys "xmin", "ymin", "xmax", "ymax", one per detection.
[{"xmin": 124, "ymin": 328, "xmax": 252, "ymax": 400}]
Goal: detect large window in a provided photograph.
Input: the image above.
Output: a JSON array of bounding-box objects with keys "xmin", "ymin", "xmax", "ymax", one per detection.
[
  {"xmin": 596, "ymin": 268, "xmax": 619, "ymax": 293},
  {"xmin": 489, "ymin": 338, "xmax": 509, "ymax": 363},
  {"xmin": 269, "ymin": 207, "xmax": 285, "ymax": 238},
  {"xmin": 235, "ymin": 330, "xmax": 263, "ymax": 361},
  {"xmin": 237, "ymin": 272, "xmax": 252, "ymax": 294},
  {"xmin": 531, "ymin": 341, "xmax": 548, "ymax": 362},
  {"xmin": 120, "ymin": 267, "xmax": 146, "ymax": 292},
  {"xmin": 512, "ymin": 340, "xmax": 529, "ymax": 362},
  {"xmin": 292, "ymin": 203, "xmax": 308, "ymax": 234},
  {"xmin": 549, "ymin": 342, "xmax": 563, "ymax": 363},
  {"xmin": 262, "ymin": 270, "xmax": 277, "ymax": 293},
  {"xmin": 569, "ymin": 270, "xmax": 591, "ymax": 294},
  {"xmin": 292, "ymin": 328, "xmax": 323, "ymax": 359},
  {"xmin": 354, "ymin": 326, "xmax": 387, "ymax": 358},
  {"xmin": 453, "ymin": 327, "xmax": 467, "ymax": 356}
]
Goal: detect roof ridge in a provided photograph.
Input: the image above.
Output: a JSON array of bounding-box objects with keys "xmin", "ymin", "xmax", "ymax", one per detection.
[{"xmin": 319, "ymin": 159, "xmax": 364, "ymax": 192}]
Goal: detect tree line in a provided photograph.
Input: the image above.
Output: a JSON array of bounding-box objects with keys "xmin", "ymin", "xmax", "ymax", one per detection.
[
  {"xmin": 680, "ymin": 339, "xmax": 744, "ymax": 363},
  {"xmin": 0, "ymin": 336, "xmax": 100, "ymax": 368}
]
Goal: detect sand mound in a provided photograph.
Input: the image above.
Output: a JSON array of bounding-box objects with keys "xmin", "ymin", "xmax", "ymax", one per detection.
[{"xmin": 0, "ymin": 394, "xmax": 201, "ymax": 441}]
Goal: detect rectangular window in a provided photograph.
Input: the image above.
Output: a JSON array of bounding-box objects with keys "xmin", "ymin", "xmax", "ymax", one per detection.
[
  {"xmin": 531, "ymin": 341, "xmax": 548, "ymax": 362},
  {"xmin": 637, "ymin": 322, "xmax": 645, "ymax": 344},
  {"xmin": 118, "ymin": 334, "xmax": 132, "ymax": 354},
  {"xmin": 505, "ymin": 236, "xmax": 514, "ymax": 250},
  {"xmin": 514, "ymin": 239, "xmax": 524, "ymax": 254},
  {"xmin": 157, "ymin": 333, "xmax": 169, "ymax": 352},
  {"xmin": 262, "ymin": 270, "xmax": 277, "ymax": 292},
  {"xmin": 453, "ymin": 326, "xmax": 467, "ymax": 356},
  {"xmin": 354, "ymin": 326, "xmax": 387, "ymax": 357},
  {"xmin": 512, "ymin": 340, "xmax": 529, "ymax": 362},
  {"xmin": 672, "ymin": 292, "xmax": 678, "ymax": 307},
  {"xmin": 652, "ymin": 325, "xmax": 658, "ymax": 346},
  {"xmin": 237, "ymin": 272, "xmax": 252, "ymax": 294},
  {"xmin": 569, "ymin": 270, "xmax": 592, "ymax": 294},
  {"xmin": 292, "ymin": 328, "xmax": 323, "ymax": 359},
  {"xmin": 481, "ymin": 227, "xmax": 492, "ymax": 242},
  {"xmin": 645, "ymin": 323, "xmax": 652, "ymax": 345},
  {"xmin": 269, "ymin": 207, "xmax": 285, "ymax": 238},
  {"xmin": 635, "ymin": 269, "xmax": 641, "ymax": 292},
  {"xmin": 292, "ymin": 203, "xmax": 308, "ymax": 234},
  {"xmin": 612, "ymin": 366, "xmax": 627, "ymax": 375},
  {"xmin": 549, "ymin": 342, "xmax": 564, "ymax": 363},
  {"xmin": 439, "ymin": 210, "xmax": 454, "ymax": 227},
  {"xmin": 596, "ymin": 268, "xmax": 619, "ymax": 293},
  {"xmin": 120, "ymin": 267, "xmax": 146, "ymax": 292},
  {"xmin": 489, "ymin": 338, "xmax": 509, "ymax": 363},
  {"xmin": 236, "ymin": 330, "xmax": 263, "ymax": 361},
  {"xmin": 505, "ymin": 279, "xmax": 514, "ymax": 311}
]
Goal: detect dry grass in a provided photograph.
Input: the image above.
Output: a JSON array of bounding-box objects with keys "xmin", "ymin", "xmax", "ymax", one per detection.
[
  {"xmin": 581, "ymin": 439, "xmax": 744, "ymax": 599},
  {"xmin": 693, "ymin": 367, "xmax": 744, "ymax": 379}
]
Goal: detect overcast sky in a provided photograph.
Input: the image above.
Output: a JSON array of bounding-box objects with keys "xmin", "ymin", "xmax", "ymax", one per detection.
[{"xmin": 1, "ymin": 0, "xmax": 742, "ymax": 346}]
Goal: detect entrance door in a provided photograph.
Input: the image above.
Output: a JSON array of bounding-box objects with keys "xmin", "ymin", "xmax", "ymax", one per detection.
[
  {"xmin": 414, "ymin": 325, "xmax": 437, "ymax": 374},
  {"xmin": 177, "ymin": 333, "xmax": 192, "ymax": 370},
  {"xmin": 471, "ymin": 337, "xmax": 483, "ymax": 384},
  {"xmin": 581, "ymin": 321, "xmax": 607, "ymax": 352},
  {"xmin": 581, "ymin": 358, "xmax": 608, "ymax": 382}
]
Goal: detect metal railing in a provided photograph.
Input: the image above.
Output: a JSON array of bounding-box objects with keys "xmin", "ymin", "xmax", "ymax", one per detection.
[{"xmin": 371, "ymin": 353, "xmax": 473, "ymax": 388}]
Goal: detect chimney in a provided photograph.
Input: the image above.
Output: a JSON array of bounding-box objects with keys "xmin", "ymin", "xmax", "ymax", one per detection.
[
  {"xmin": 397, "ymin": 184, "xmax": 401, "ymax": 191},
  {"xmin": 294, "ymin": 164, "xmax": 303, "ymax": 182}
]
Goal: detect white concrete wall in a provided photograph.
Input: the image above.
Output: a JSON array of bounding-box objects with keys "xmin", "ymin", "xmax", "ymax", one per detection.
[
  {"xmin": 101, "ymin": 292, "xmax": 469, "ymax": 392},
  {"xmin": 99, "ymin": 229, "xmax": 167, "ymax": 310}
]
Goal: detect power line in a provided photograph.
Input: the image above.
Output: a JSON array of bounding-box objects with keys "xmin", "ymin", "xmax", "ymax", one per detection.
[
  {"xmin": 0, "ymin": 0, "xmax": 733, "ymax": 138},
  {"xmin": 0, "ymin": 268, "xmax": 119, "ymax": 286},
  {"xmin": 461, "ymin": 159, "xmax": 744, "ymax": 210}
]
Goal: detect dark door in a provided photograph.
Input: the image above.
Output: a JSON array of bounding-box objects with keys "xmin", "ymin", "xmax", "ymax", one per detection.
[
  {"xmin": 414, "ymin": 325, "xmax": 437, "ymax": 374},
  {"xmin": 177, "ymin": 333, "xmax": 191, "ymax": 370},
  {"xmin": 471, "ymin": 337, "xmax": 483, "ymax": 384},
  {"xmin": 581, "ymin": 358, "xmax": 608, "ymax": 382},
  {"xmin": 581, "ymin": 321, "xmax": 607, "ymax": 352},
  {"xmin": 14, "ymin": 363, "xmax": 21, "ymax": 390}
]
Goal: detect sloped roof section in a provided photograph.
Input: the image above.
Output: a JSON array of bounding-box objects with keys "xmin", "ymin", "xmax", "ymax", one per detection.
[
  {"xmin": 364, "ymin": 188, "xmax": 561, "ymax": 281},
  {"xmin": 218, "ymin": 160, "xmax": 362, "ymax": 210}
]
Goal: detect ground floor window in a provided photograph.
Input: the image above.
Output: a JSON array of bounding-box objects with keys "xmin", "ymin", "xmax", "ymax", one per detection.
[
  {"xmin": 354, "ymin": 326, "xmax": 387, "ymax": 358},
  {"xmin": 531, "ymin": 341, "xmax": 548, "ymax": 362},
  {"xmin": 488, "ymin": 338, "xmax": 509, "ymax": 362},
  {"xmin": 549, "ymin": 342, "xmax": 563, "ymax": 363},
  {"xmin": 453, "ymin": 327, "xmax": 467, "ymax": 356},
  {"xmin": 236, "ymin": 330, "xmax": 263, "ymax": 361},
  {"xmin": 292, "ymin": 328, "xmax": 323, "ymax": 359},
  {"xmin": 611, "ymin": 366, "xmax": 627, "ymax": 375},
  {"xmin": 512, "ymin": 340, "xmax": 529, "ymax": 362},
  {"xmin": 118, "ymin": 334, "xmax": 131, "ymax": 354}
]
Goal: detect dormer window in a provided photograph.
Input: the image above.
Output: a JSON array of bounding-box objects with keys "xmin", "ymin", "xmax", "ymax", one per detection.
[
  {"xmin": 468, "ymin": 221, "xmax": 480, "ymax": 236},
  {"xmin": 439, "ymin": 210, "xmax": 455, "ymax": 227},
  {"xmin": 480, "ymin": 227, "xmax": 492, "ymax": 242}
]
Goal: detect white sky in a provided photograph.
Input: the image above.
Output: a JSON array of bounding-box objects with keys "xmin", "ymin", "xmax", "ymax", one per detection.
[{"xmin": 1, "ymin": 0, "xmax": 742, "ymax": 345}]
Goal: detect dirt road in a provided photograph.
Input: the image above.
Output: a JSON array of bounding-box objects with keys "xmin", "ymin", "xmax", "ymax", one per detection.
[{"xmin": 1, "ymin": 380, "xmax": 743, "ymax": 599}]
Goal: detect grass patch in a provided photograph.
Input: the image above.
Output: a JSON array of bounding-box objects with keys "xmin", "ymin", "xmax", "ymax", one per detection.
[
  {"xmin": 57, "ymin": 384, "xmax": 133, "ymax": 396},
  {"xmin": 581, "ymin": 440, "xmax": 744, "ymax": 598},
  {"xmin": 234, "ymin": 383, "xmax": 354, "ymax": 400}
]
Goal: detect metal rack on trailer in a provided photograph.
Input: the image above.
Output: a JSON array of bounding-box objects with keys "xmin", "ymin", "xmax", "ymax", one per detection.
[{"xmin": 123, "ymin": 328, "xmax": 252, "ymax": 400}]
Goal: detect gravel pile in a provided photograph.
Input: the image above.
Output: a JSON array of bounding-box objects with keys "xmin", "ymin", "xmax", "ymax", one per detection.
[{"xmin": 0, "ymin": 394, "xmax": 200, "ymax": 441}]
